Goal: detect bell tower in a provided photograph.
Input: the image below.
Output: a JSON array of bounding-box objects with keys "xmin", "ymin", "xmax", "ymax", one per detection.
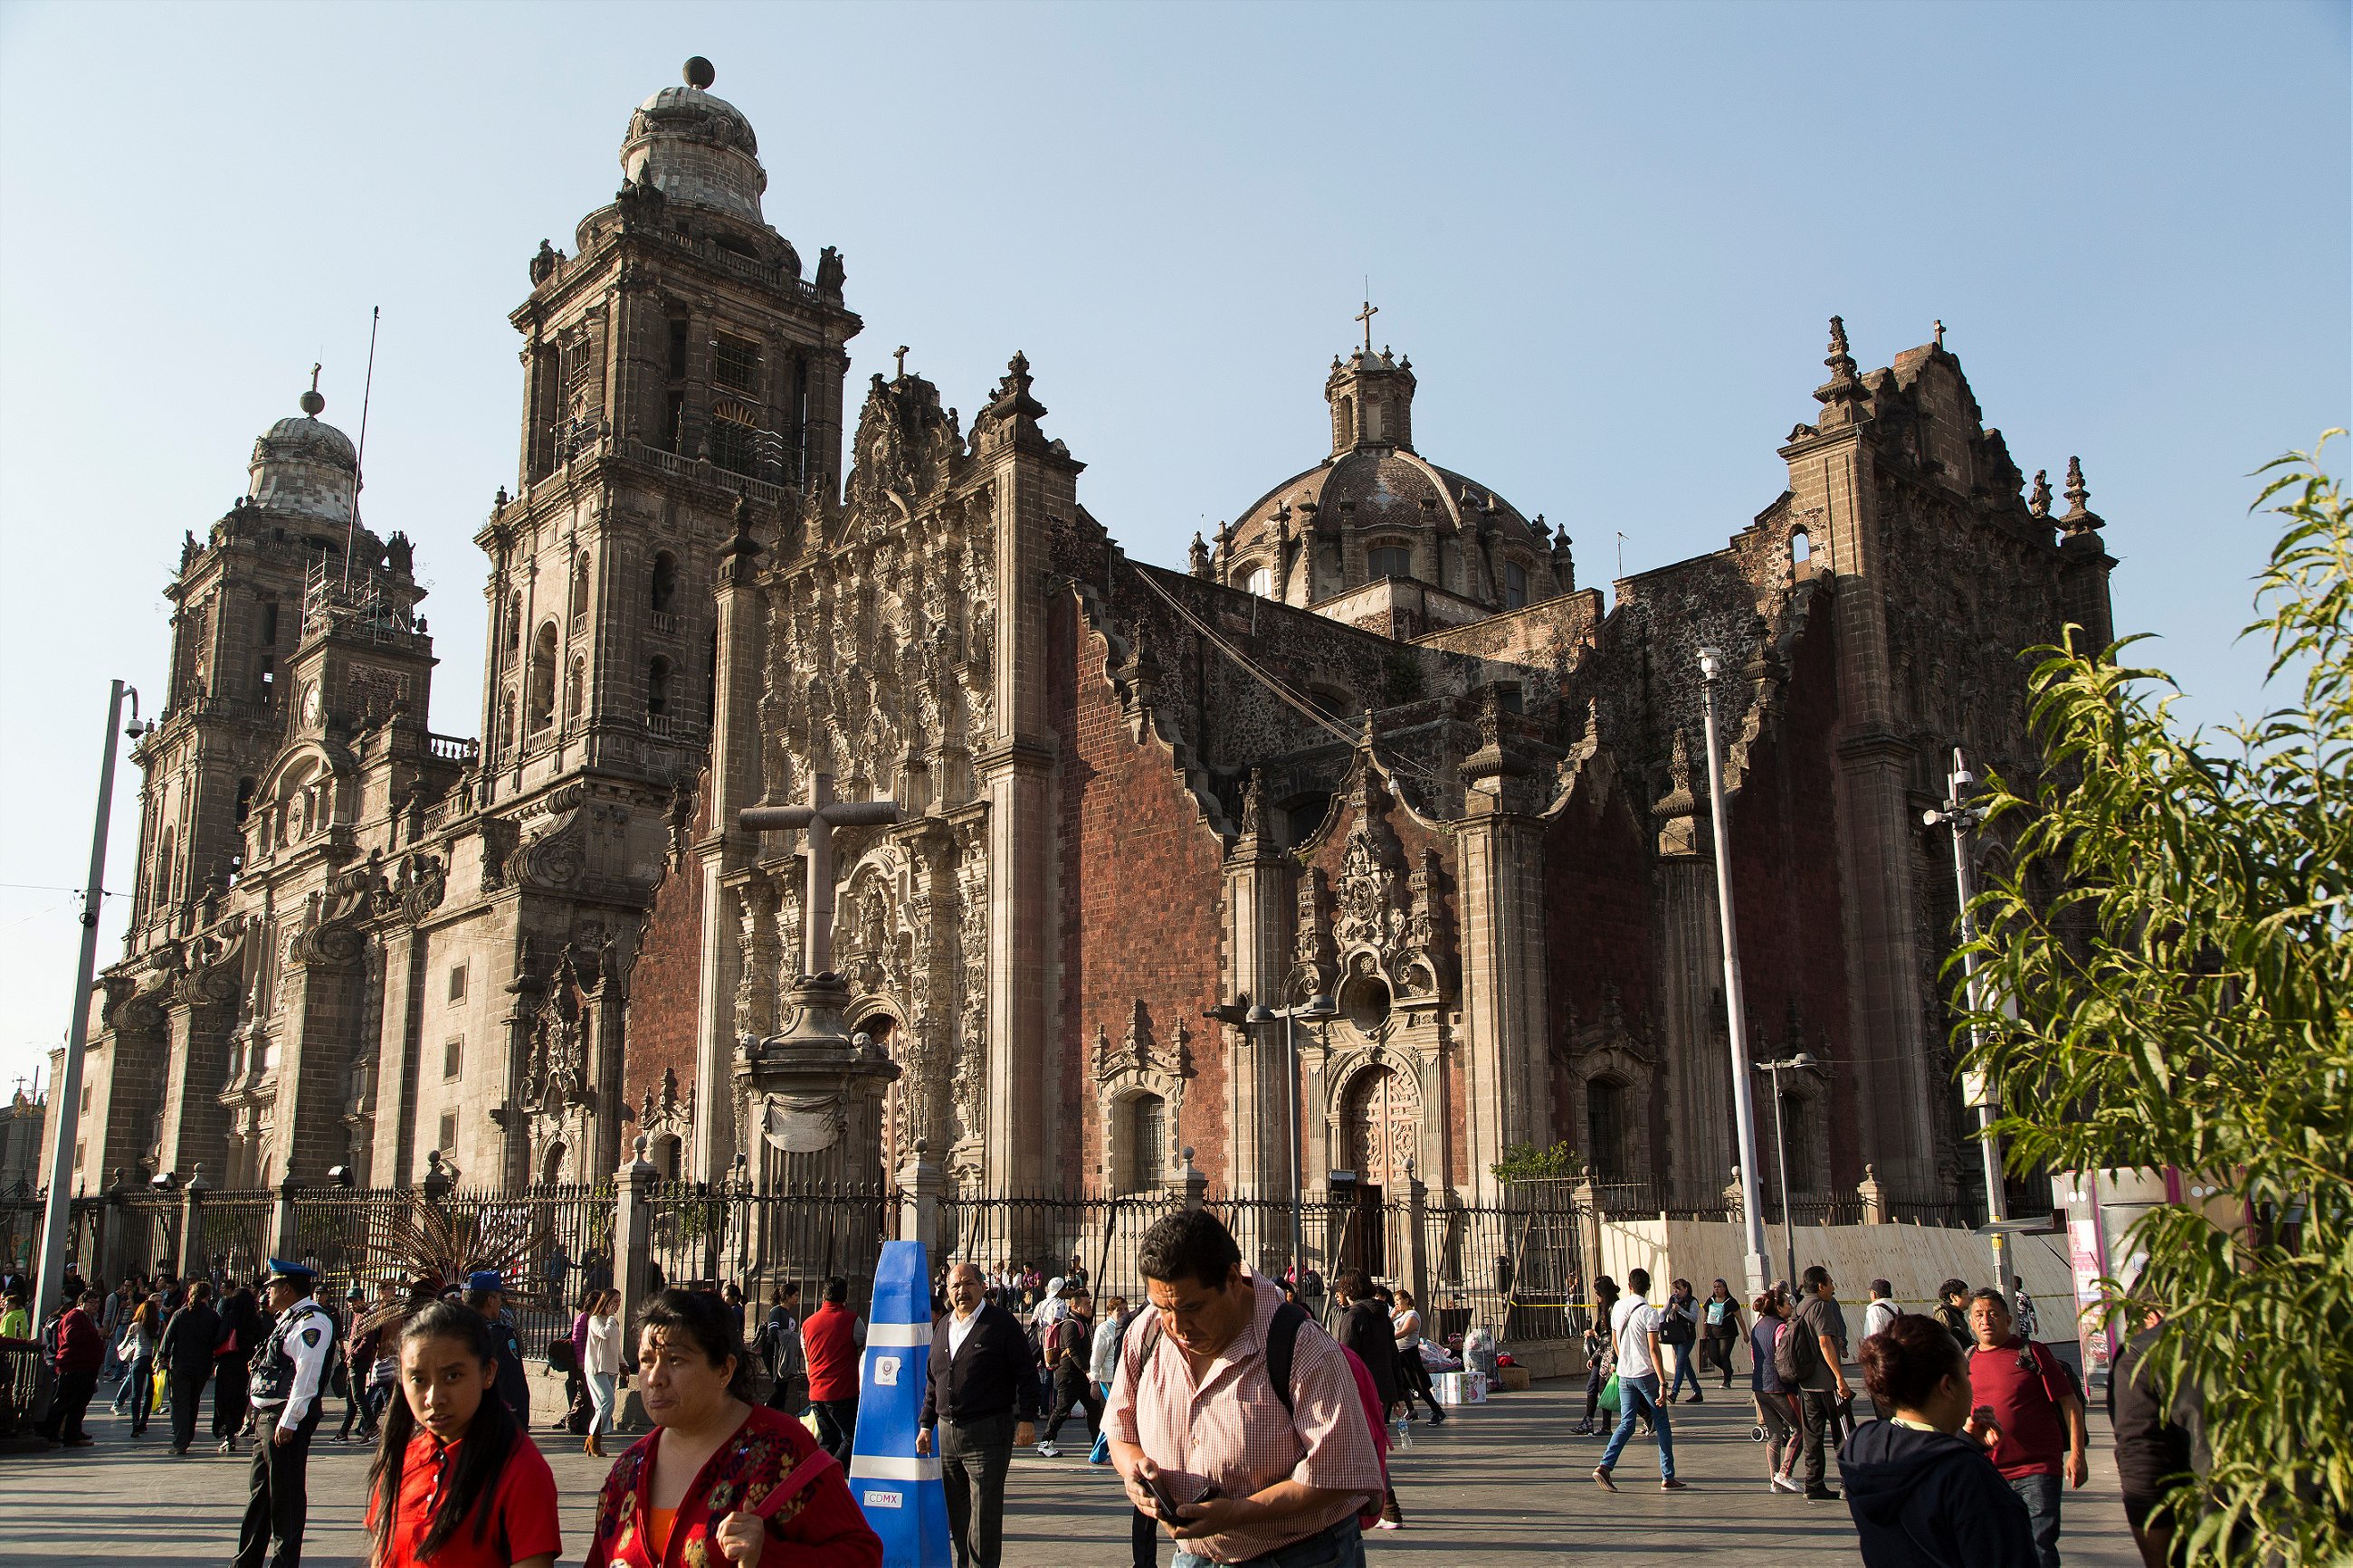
[{"xmin": 477, "ymin": 56, "xmax": 860, "ymax": 802}]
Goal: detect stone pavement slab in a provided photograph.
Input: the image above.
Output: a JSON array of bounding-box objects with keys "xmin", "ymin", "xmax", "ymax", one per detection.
[{"xmin": 0, "ymin": 1382, "xmax": 2145, "ymax": 1564}]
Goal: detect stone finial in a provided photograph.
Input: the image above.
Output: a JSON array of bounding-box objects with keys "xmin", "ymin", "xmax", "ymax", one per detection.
[
  {"xmin": 1856, "ymin": 1162, "xmax": 1890, "ymax": 1224},
  {"xmin": 2059, "ymin": 456, "xmax": 2104, "ymax": 536},
  {"xmin": 2028, "ymin": 469, "xmax": 2052, "ymax": 518},
  {"xmin": 684, "ymin": 56, "xmax": 716, "ymax": 90},
  {"xmin": 1815, "ymin": 315, "xmax": 1864, "ymax": 423},
  {"xmin": 1826, "ymin": 315, "xmax": 1854, "ymax": 374},
  {"xmin": 1188, "ymin": 531, "xmax": 1211, "ymax": 580}
]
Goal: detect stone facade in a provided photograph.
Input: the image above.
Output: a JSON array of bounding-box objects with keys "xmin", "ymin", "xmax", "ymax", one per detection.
[{"xmin": 53, "ymin": 66, "xmax": 2117, "ymax": 1225}]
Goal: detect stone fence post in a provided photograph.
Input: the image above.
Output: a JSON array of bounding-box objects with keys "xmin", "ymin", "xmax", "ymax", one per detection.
[
  {"xmin": 614, "ymin": 1136, "xmax": 658, "ymax": 1329},
  {"xmin": 1569, "ymin": 1176, "xmax": 1604, "ymax": 1315},
  {"xmin": 898, "ymin": 1139, "xmax": 942, "ymax": 1264},
  {"xmin": 272, "ymin": 1172, "xmax": 302, "ymax": 1264},
  {"xmin": 1856, "ymin": 1164, "xmax": 1889, "ymax": 1225},
  {"xmin": 100, "ymin": 1172, "xmax": 132, "ymax": 1286},
  {"xmin": 1176, "ymin": 1147, "xmax": 1207, "ymax": 1213},
  {"xmin": 176, "ymin": 1167, "xmax": 208, "ymax": 1280},
  {"xmin": 1405, "ymin": 1160, "xmax": 1430, "ymax": 1311}
]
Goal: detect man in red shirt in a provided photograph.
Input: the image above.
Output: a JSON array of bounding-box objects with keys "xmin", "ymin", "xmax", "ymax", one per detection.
[
  {"xmin": 802, "ymin": 1275, "xmax": 862, "ymax": 1465},
  {"xmin": 1965, "ymin": 1288, "xmax": 2088, "ymax": 1568},
  {"xmin": 36, "ymin": 1289, "xmax": 108, "ymax": 1446}
]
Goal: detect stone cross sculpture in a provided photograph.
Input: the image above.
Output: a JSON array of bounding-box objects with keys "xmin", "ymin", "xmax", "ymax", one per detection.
[{"xmin": 740, "ymin": 773, "xmax": 901, "ymax": 979}]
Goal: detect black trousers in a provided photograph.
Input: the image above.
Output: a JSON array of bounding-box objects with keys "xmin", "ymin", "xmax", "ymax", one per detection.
[
  {"xmin": 214, "ymin": 1362, "xmax": 251, "ymax": 1440},
  {"xmin": 1131, "ymin": 1506, "xmax": 1158, "ymax": 1568},
  {"xmin": 940, "ymin": 1411, "xmax": 1015, "ymax": 1568},
  {"xmin": 1043, "ymin": 1365, "xmax": 1101, "ymax": 1442},
  {"xmin": 812, "ymin": 1395, "xmax": 859, "ymax": 1466},
  {"xmin": 169, "ymin": 1368, "xmax": 211, "ymax": 1451},
  {"xmin": 235, "ymin": 1404, "xmax": 319, "ymax": 1568},
  {"xmin": 1798, "ymin": 1388, "xmax": 1838, "ymax": 1488},
  {"xmin": 1396, "ymin": 1346, "xmax": 1443, "ymax": 1420},
  {"xmin": 36, "ymin": 1369, "xmax": 98, "ymax": 1441}
]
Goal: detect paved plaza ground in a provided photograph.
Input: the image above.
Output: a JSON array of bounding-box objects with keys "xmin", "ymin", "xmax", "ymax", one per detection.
[{"xmin": 0, "ymin": 1380, "xmax": 2146, "ymax": 1564}]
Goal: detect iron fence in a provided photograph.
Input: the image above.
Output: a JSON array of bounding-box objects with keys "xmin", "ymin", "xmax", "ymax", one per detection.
[
  {"xmin": 646, "ymin": 1180, "xmax": 895, "ymax": 1325},
  {"xmin": 198, "ymin": 1191, "xmax": 277, "ymax": 1286},
  {"xmin": 938, "ymin": 1192, "xmax": 1186, "ymax": 1311}
]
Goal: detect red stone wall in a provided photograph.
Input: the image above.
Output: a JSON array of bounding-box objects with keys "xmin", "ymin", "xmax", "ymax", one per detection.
[
  {"xmin": 621, "ymin": 768, "xmax": 710, "ymax": 1145},
  {"xmin": 1049, "ymin": 595, "xmax": 1232, "ymax": 1193},
  {"xmin": 1723, "ymin": 611, "xmax": 1860, "ymax": 1183},
  {"xmin": 1541, "ymin": 776, "xmax": 1659, "ymax": 1147}
]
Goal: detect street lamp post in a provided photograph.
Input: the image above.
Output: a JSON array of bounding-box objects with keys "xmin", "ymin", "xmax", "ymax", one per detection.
[
  {"xmin": 1923, "ymin": 748, "xmax": 2010, "ymax": 1288},
  {"xmin": 1754, "ymin": 1051, "xmax": 1817, "ymax": 1288},
  {"xmin": 1698, "ymin": 648, "xmax": 1772, "ymax": 1298},
  {"xmin": 33, "ymin": 681, "xmax": 139, "ymax": 1336},
  {"xmin": 1247, "ymin": 993, "xmax": 1337, "ymax": 1288}
]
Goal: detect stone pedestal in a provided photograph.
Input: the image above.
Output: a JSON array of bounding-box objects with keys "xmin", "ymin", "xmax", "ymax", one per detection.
[{"xmin": 735, "ymin": 973, "xmax": 901, "ymax": 1300}]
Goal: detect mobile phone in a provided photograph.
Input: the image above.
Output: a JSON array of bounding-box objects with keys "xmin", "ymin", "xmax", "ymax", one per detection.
[{"xmin": 1145, "ymin": 1470, "xmax": 1184, "ymax": 1524}]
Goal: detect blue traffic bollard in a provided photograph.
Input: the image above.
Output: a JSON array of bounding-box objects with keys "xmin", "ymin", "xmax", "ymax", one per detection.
[{"xmin": 847, "ymin": 1240, "xmax": 952, "ymax": 1566}]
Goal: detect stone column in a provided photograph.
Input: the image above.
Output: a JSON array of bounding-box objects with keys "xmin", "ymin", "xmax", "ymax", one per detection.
[
  {"xmin": 368, "ymin": 926, "xmax": 429, "ymax": 1189},
  {"xmin": 1457, "ymin": 723, "xmax": 1548, "ymax": 1203},
  {"xmin": 158, "ymin": 995, "xmax": 235, "ymax": 1180},
  {"xmin": 1222, "ymin": 794, "xmax": 1291, "ymax": 1201},
  {"xmin": 271, "ymin": 931, "xmax": 366, "ymax": 1184}
]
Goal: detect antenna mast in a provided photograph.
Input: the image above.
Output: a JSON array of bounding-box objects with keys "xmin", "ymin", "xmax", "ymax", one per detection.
[{"xmin": 342, "ymin": 306, "xmax": 381, "ymax": 587}]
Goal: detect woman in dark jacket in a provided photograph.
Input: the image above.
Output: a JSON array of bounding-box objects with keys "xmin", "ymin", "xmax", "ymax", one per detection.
[
  {"xmin": 212, "ymin": 1284, "xmax": 265, "ymax": 1453},
  {"xmin": 1839, "ymin": 1314, "xmax": 2037, "ymax": 1568}
]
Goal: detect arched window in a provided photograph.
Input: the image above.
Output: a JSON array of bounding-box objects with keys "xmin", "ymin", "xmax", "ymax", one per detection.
[
  {"xmin": 1504, "ymin": 559, "xmax": 1530, "ymax": 610},
  {"xmin": 233, "ymin": 777, "xmax": 255, "ymax": 826},
  {"xmin": 1367, "ymin": 543, "xmax": 1412, "ymax": 581},
  {"xmin": 1120, "ymin": 1093, "xmax": 1167, "ymax": 1193},
  {"xmin": 1340, "ymin": 973, "xmax": 1392, "ymax": 1034},
  {"xmin": 499, "ymin": 689, "xmax": 517, "ymax": 752},
  {"xmin": 1587, "ymin": 1079, "xmax": 1627, "ymax": 1183},
  {"xmin": 652, "ymin": 1134, "xmax": 682, "ymax": 1180},
  {"xmin": 1336, "ymin": 395, "xmax": 1355, "ymax": 448},
  {"xmin": 504, "ymin": 592, "xmax": 522, "ymax": 654},
  {"xmin": 527, "ymin": 622, "xmax": 557, "ymax": 730},
  {"xmin": 1243, "ymin": 566, "xmax": 1272, "ymax": 597},
  {"xmin": 539, "ymin": 1141, "xmax": 568, "ymax": 1183},
  {"xmin": 1790, "ymin": 527, "xmax": 1813, "ymax": 565},
  {"xmin": 154, "ymin": 826, "xmax": 176, "ymax": 908},
  {"xmin": 651, "ymin": 552, "xmax": 679, "ymax": 615},
  {"xmin": 569, "ymin": 554, "xmax": 591, "ymax": 622},
  {"xmin": 647, "ymin": 656, "xmax": 672, "ymax": 717},
  {"xmin": 566, "ymin": 655, "xmax": 586, "ymax": 721}
]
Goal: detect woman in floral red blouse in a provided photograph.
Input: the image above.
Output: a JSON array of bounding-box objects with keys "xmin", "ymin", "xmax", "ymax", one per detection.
[{"xmin": 585, "ymin": 1288, "xmax": 881, "ymax": 1568}]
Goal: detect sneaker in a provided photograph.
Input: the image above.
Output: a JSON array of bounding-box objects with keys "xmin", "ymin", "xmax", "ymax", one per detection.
[
  {"xmin": 1805, "ymin": 1485, "xmax": 1841, "ymax": 1503},
  {"xmin": 219, "ymin": 1438, "xmax": 236, "ymax": 1455},
  {"xmin": 1380, "ymin": 1493, "xmax": 1404, "ymax": 1526},
  {"xmin": 1592, "ymin": 1467, "xmax": 1618, "ymax": 1493},
  {"xmin": 1660, "ymin": 1478, "xmax": 1688, "ymax": 1491},
  {"xmin": 1770, "ymin": 1474, "xmax": 1803, "ymax": 1493},
  {"xmin": 1428, "ymin": 1409, "xmax": 1445, "ymax": 1426},
  {"xmin": 1570, "ymin": 1421, "xmax": 1595, "ymax": 1436},
  {"xmin": 1034, "ymin": 1441, "xmax": 1060, "ymax": 1459},
  {"xmin": 66, "ymin": 1436, "xmax": 95, "ymax": 1447}
]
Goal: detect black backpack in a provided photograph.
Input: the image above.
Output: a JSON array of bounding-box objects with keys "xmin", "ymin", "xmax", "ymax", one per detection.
[{"xmin": 1136, "ymin": 1299, "xmax": 1311, "ymax": 1415}]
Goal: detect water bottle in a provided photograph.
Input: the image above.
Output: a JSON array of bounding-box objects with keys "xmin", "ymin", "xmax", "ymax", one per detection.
[{"xmin": 1392, "ymin": 1414, "xmax": 1414, "ymax": 1450}]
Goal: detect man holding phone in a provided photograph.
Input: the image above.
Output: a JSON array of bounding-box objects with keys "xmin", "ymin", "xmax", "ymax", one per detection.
[{"xmin": 1107, "ymin": 1211, "xmax": 1383, "ymax": 1567}]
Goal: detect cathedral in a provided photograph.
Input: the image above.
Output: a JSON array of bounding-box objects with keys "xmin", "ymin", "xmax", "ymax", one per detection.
[{"xmin": 54, "ymin": 60, "xmax": 2116, "ymax": 1219}]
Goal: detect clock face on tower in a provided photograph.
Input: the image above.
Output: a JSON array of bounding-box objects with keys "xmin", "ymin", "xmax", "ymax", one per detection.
[{"xmin": 302, "ymin": 680, "xmax": 323, "ymax": 728}]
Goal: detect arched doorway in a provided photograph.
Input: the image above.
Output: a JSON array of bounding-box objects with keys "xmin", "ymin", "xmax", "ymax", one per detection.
[{"xmin": 1338, "ymin": 1064, "xmax": 1420, "ymax": 1279}]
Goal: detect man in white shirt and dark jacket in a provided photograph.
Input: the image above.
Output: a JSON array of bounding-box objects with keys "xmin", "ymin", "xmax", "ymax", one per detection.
[
  {"xmin": 918, "ymin": 1261, "xmax": 1039, "ymax": 1568},
  {"xmin": 235, "ymin": 1259, "xmax": 336, "ymax": 1568}
]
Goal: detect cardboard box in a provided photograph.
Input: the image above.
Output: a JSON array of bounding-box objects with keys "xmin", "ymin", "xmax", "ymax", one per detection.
[
  {"xmin": 1434, "ymin": 1371, "xmax": 1489, "ymax": 1406},
  {"xmin": 1495, "ymin": 1364, "xmax": 1531, "ymax": 1392}
]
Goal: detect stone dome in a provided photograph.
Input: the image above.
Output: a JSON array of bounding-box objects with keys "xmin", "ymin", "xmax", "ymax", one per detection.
[
  {"xmin": 619, "ymin": 62, "xmax": 767, "ymax": 223},
  {"xmin": 246, "ymin": 391, "xmax": 357, "ymax": 525}
]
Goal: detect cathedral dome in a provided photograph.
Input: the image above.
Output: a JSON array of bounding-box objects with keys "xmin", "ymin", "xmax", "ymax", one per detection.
[
  {"xmin": 246, "ymin": 380, "xmax": 357, "ymax": 525},
  {"xmin": 619, "ymin": 58, "xmax": 767, "ymax": 223},
  {"xmin": 1219, "ymin": 343, "xmax": 1558, "ymax": 614}
]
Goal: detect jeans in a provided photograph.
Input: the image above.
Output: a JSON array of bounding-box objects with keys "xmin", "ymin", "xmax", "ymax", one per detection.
[
  {"xmin": 1090, "ymin": 1383, "xmax": 1115, "ymax": 1463},
  {"xmin": 1174, "ymin": 1516, "xmax": 1366, "ymax": 1568},
  {"xmin": 2010, "ymin": 1470, "xmax": 2063, "ymax": 1568},
  {"xmin": 940, "ymin": 1411, "xmax": 1015, "ymax": 1568},
  {"xmin": 812, "ymin": 1396, "xmax": 859, "ymax": 1467},
  {"xmin": 1665, "ymin": 1342, "xmax": 1701, "ymax": 1400},
  {"xmin": 1598, "ymin": 1371, "xmax": 1674, "ymax": 1478},
  {"xmin": 586, "ymin": 1371, "xmax": 617, "ymax": 1437},
  {"xmin": 123, "ymin": 1354, "xmax": 156, "ymax": 1432},
  {"xmin": 235, "ymin": 1404, "xmax": 319, "ymax": 1568}
]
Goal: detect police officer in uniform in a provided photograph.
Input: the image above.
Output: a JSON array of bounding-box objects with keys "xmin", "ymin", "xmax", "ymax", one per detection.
[
  {"xmin": 464, "ymin": 1269, "xmax": 533, "ymax": 1421},
  {"xmin": 235, "ymin": 1259, "xmax": 335, "ymax": 1568}
]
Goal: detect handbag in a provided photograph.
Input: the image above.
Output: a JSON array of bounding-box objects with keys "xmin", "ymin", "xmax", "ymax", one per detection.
[
  {"xmin": 1598, "ymin": 1373, "xmax": 1622, "ymax": 1415},
  {"xmin": 151, "ymin": 1365, "xmax": 169, "ymax": 1407}
]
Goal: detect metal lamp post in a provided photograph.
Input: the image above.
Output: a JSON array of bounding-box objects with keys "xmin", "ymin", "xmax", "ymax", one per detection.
[
  {"xmin": 1697, "ymin": 648, "xmax": 1772, "ymax": 1297},
  {"xmin": 1922, "ymin": 748, "xmax": 2010, "ymax": 1287},
  {"xmin": 33, "ymin": 681, "xmax": 139, "ymax": 1335},
  {"xmin": 1754, "ymin": 1050, "xmax": 1817, "ymax": 1288},
  {"xmin": 1248, "ymin": 993, "xmax": 1337, "ymax": 1287}
]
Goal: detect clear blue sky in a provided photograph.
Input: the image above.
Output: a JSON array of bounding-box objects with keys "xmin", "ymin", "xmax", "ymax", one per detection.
[{"xmin": 2, "ymin": 1, "xmax": 2346, "ymax": 1103}]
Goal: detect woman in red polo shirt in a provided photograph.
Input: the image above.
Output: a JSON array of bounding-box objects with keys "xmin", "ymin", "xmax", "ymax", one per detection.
[{"xmin": 366, "ymin": 1297, "xmax": 562, "ymax": 1568}]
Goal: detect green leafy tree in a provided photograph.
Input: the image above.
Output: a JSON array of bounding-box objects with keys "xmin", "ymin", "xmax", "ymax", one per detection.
[
  {"xmin": 1958, "ymin": 435, "xmax": 2351, "ymax": 1564},
  {"xmin": 1491, "ymin": 1140, "xmax": 1585, "ymax": 1183}
]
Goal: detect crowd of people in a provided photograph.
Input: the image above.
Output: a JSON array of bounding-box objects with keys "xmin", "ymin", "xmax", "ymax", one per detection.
[{"xmin": 1, "ymin": 1233, "xmax": 2203, "ymax": 1568}]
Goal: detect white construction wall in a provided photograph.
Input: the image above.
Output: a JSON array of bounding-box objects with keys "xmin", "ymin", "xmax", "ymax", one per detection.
[{"xmin": 1593, "ymin": 1216, "xmax": 2074, "ymax": 1316}]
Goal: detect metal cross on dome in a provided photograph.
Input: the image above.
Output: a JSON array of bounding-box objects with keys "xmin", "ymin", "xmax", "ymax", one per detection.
[
  {"xmin": 740, "ymin": 773, "xmax": 901, "ymax": 977},
  {"xmin": 1355, "ymin": 298, "xmax": 1379, "ymax": 353}
]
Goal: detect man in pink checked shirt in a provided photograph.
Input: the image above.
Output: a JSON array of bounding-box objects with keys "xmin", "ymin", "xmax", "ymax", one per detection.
[{"xmin": 1106, "ymin": 1211, "xmax": 1384, "ymax": 1568}]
